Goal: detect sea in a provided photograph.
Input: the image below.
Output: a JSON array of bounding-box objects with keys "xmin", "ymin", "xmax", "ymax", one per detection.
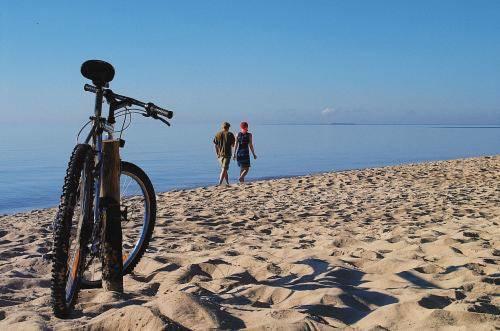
[{"xmin": 1, "ymin": 122, "xmax": 499, "ymax": 214}]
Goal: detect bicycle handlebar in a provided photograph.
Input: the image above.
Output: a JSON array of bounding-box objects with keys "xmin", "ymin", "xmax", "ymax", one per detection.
[
  {"xmin": 146, "ymin": 103, "xmax": 173, "ymax": 119},
  {"xmin": 84, "ymin": 84, "xmax": 174, "ymax": 119},
  {"xmin": 84, "ymin": 84, "xmax": 98, "ymax": 93}
]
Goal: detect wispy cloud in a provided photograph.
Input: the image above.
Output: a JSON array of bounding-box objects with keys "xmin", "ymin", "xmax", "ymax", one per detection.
[{"xmin": 321, "ymin": 107, "xmax": 336, "ymax": 115}]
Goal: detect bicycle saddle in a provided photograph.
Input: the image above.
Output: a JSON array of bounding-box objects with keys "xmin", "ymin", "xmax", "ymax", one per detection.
[{"xmin": 81, "ymin": 60, "xmax": 115, "ymax": 87}]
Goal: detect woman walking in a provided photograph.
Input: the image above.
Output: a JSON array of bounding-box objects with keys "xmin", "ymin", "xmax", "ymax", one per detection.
[{"xmin": 234, "ymin": 122, "xmax": 257, "ymax": 183}]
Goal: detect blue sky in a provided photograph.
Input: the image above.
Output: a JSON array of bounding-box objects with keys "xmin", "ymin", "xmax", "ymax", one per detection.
[{"xmin": 1, "ymin": 0, "xmax": 499, "ymax": 125}]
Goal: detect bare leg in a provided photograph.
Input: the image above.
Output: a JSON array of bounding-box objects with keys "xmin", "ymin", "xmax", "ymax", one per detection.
[
  {"xmin": 219, "ymin": 169, "xmax": 227, "ymax": 185},
  {"xmin": 239, "ymin": 167, "xmax": 249, "ymax": 182},
  {"xmin": 224, "ymin": 170, "xmax": 229, "ymax": 185}
]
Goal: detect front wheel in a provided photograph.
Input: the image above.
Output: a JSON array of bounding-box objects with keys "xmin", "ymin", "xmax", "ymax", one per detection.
[
  {"xmin": 82, "ymin": 161, "xmax": 157, "ymax": 287},
  {"xmin": 51, "ymin": 144, "xmax": 95, "ymax": 318}
]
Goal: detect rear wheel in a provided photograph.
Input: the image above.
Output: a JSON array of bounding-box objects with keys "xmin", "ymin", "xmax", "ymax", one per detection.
[
  {"xmin": 51, "ymin": 144, "xmax": 95, "ymax": 318},
  {"xmin": 81, "ymin": 161, "xmax": 156, "ymax": 287}
]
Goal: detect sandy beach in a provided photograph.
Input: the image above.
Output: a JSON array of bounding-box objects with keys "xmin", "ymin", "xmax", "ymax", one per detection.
[{"xmin": 0, "ymin": 156, "xmax": 499, "ymax": 330}]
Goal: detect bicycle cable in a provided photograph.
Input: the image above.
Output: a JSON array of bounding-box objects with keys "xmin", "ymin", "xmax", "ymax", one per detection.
[
  {"xmin": 76, "ymin": 107, "xmax": 153, "ymax": 143},
  {"xmin": 76, "ymin": 119, "xmax": 93, "ymax": 143},
  {"xmin": 117, "ymin": 107, "xmax": 131, "ymax": 140},
  {"xmin": 114, "ymin": 107, "xmax": 146, "ymax": 139}
]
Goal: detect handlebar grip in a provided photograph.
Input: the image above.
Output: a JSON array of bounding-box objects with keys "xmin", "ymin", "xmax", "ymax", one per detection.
[
  {"xmin": 156, "ymin": 108, "xmax": 174, "ymax": 119},
  {"xmin": 84, "ymin": 84, "xmax": 98, "ymax": 93},
  {"xmin": 148, "ymin": 103, "xmax": 173, "ymax": 119}
]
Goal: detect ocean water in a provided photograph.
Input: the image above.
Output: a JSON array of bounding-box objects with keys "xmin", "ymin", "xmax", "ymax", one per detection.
[{"xmin": 0, "ymin": 122, "xmax": 499, "ymax": 214}]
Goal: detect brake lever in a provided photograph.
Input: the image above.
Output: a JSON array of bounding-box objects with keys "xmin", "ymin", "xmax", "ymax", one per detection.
[
  {"xmin": 157, "ymin": 116, "xmax": 171, "ymax": 126},
  {"xmin": 147, "ymin": 112, "xmax": 170, "ymax": 126}
]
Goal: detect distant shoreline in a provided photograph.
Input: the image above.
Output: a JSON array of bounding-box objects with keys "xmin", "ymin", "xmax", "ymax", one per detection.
[{"xmin": 262, "ymin": 123, "xmax": 500, "ymax": 127}]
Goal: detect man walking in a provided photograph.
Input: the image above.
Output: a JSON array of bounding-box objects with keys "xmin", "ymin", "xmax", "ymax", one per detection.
[{"xmin": 213, "ymin": 122, "xmax": 235, "ymax": 185}]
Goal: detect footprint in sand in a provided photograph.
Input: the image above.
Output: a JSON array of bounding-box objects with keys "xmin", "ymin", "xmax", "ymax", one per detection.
[
  {"xmin": 386, "ymin": 236, "xmax": 402, "ymax": 243},
  {"xmin": 420, "ymin": 237, "xmax": 438, "ymax": 244},
  {"xmin": 481, "ymin": 275, "xmax": 499, "ymax": 285},
  {"xmin": 450, "ymin": 246, "xmax": 464, "ymax": 255},
  {"xmin": 204, "ymin": 236, "xmax": 225, "ymax": 244},
  {"xmin": 462, "ymin": 231, "xmax": 480, "ymax": 239},
  {"xmin": 414, "ymin": 264, "xmax": 445, "ymax": 274},
  {"xmin": 258, "ymin": 227, "xmax": 272, "ymax": 235},
  {"xmin": 467, "ymin": 302, "xmax": 500, "ymax": 315}
]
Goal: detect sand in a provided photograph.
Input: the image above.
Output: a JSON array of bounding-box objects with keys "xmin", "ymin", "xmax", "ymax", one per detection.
[{"xmin": 0, "ymin": 156, "xmax": 499, "ymax": 330}]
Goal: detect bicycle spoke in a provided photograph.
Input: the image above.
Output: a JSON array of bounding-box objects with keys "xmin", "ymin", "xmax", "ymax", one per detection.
[{"xmin": 121, "ymin": 177, "xmax": 133, "ymax": 197}]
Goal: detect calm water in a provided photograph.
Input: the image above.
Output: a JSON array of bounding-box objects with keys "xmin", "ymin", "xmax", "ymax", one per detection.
[{"xmin": 0, "ymin": 123, "xmax": 499, "ymax": 214}]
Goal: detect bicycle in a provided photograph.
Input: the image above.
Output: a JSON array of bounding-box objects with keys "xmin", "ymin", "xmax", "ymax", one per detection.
[{"xmin": 51, "ymin": 60, "xmax": 173, "ymax": 318}]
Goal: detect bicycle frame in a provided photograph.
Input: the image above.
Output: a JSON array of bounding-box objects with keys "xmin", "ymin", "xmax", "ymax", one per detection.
[{"xmin": 82, "ymin": 87, "xmax": 116, "ymax": 225}]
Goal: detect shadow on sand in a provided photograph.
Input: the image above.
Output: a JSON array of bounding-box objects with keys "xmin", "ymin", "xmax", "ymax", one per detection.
[{"xmin": 228, "ymin": 258, "xmax": 399, "ymax": 325}]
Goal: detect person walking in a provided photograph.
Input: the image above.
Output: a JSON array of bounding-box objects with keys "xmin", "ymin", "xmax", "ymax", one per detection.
[
  {"xmin": 234, "ymin": 121, "xmax": 257, "ymax": 183},
  {"xmin": 213, "ymin": 122, "xmax": 235, "ymax": 185}
]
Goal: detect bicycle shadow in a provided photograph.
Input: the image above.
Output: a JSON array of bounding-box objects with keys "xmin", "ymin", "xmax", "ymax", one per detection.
[{"xmin": 225, "ymin": 258, "xmax": 398, "ymax": 325}]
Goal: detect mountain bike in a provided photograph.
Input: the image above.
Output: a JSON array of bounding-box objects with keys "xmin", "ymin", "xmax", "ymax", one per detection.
[{"xmin": 51, "ymin": 60, "xmax": 173, "ymax": 318}]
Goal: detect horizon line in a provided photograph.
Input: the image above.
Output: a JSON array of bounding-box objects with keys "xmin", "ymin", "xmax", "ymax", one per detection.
[{"xmin": 260, "ymin": 122, "xmax": 500, "ymax": 127}]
